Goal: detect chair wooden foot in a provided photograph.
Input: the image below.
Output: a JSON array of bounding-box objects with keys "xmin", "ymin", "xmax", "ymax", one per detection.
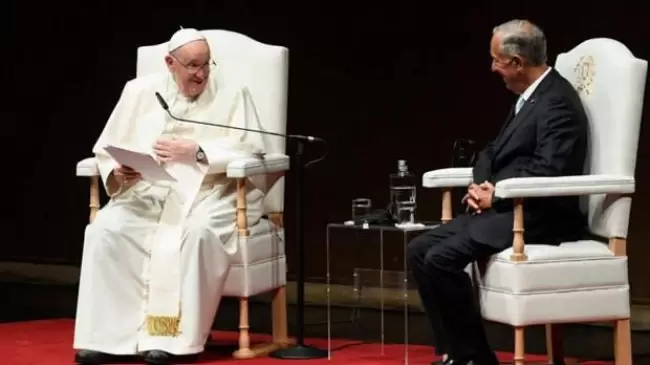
[
  {"xmin": 232, "ymin": 297, "xmax": 252, "ymax": 358},
  {"xmin": 545, "ymin": 324, "xmax": 565, "ymax": 364},
  {"xmin": 231, "ymin": 287, "xmax": 293, "ymax": 359},
  {"xmin": 614, "ymin": 319, "xmax": 632, "ymax": 365},
  {"xmin": 232, "ymin": 347, "xmax": 256, "ymax": 359},
  {"xmin": 233, "ymin": 341, "xmax": 294, "ymax": 359},
  {"xmin": 514, "ymin": 326, "xmax": 525, "ymax": 365}
]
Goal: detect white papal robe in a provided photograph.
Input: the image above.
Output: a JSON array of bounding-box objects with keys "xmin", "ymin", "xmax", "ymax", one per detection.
[{"xmin": 73, "ymin": 71, "xmax": 266, "ymax": 355}]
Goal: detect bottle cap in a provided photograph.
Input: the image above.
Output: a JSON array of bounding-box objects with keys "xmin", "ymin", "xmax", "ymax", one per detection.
[{"xmin": 398, "ymin": 159, "xmax": 407, "ymax": 171}]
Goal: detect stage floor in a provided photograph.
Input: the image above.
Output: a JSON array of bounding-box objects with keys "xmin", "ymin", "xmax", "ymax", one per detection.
[
  {"xmin": 1, "ymin": 279, "xmax": 649, "ymax": 364},
  {"xmin": 0, "ymin": 319, "xmax": 615, "ymax": 365}
]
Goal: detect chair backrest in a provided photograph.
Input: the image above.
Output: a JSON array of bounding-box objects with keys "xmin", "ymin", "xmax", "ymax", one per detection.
[
  {"xmin": 555, "ymin": 38, "xmax": 647, "ymax": 239},
  {"xmin": 137, "ymin": 30, "xmax": 289, "ymax": 214}
]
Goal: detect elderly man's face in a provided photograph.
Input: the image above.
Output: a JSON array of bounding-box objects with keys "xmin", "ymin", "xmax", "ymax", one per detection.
[
  {"xmin": 490, "ymin": 32, "xmax": 526, "ymax": 94},
  {"xmin": 166, "ymin": 40, "xmax": 212, "ymax": 98}
]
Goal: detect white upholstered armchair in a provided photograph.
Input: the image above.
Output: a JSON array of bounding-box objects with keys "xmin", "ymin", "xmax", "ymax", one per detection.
[
  {"xmin": 75, "ymin": 30, "xmax": 292, "ymax": 359},
  {"xmin": 422, "ymin": 38, "xmax": 647, "ymax": 365}
]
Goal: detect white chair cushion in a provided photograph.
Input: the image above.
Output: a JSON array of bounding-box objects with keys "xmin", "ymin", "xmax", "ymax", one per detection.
[
  {"xmin": 224, "ymin": 218, "xmax": 286, "ymax": 297},
  {"xmin": 481, "ymin": 240, "xmax": 626, "ymax": 293},
  {"xmin": 230, "ymin": 219, "xmax": 284, "ymax": 266},
  {"xmin": 478, "ymin": 240, "xmax": 629, "ymax": 326}
]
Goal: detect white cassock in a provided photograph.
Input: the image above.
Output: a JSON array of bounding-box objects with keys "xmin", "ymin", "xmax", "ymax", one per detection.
[{"xmin": 73, "ymin": 70, "xmax": 266, "ymax": 355}]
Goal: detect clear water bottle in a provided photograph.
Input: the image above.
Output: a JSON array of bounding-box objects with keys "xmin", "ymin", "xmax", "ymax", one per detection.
[{"xmin": 389, "ymin": 160, "xmax": 417, "ymax": 224}]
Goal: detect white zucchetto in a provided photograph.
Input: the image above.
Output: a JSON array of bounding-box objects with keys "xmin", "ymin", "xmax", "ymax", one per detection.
[{"xmin": 167, "ymin": 28, "xmax": 206, "ymax": 53}]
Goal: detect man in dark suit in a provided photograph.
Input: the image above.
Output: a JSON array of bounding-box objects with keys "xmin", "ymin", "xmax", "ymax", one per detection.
[{"xmin": 408, "ymin": 19, "xmax": 588, "ymax": 365}]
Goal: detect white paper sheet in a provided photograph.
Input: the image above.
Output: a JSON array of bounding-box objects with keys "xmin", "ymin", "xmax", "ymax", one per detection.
[{"xmin": 103, "ymin": 145, "xmax": 177, "ymax": 182}]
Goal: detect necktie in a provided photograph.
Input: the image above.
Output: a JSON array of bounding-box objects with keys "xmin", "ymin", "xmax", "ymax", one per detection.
[{"xmin": 515, "ymin": 96, "xmax": 526, "ymax": 114}]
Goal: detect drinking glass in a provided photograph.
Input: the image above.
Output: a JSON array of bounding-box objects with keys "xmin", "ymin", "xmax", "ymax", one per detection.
[
  {"xmin": 395, "ymin": 200, "xmax": 416, "ymax": 224},
  {"xmin": 351, "ymin": 198, "xmax": 372, "ymax": 221}
]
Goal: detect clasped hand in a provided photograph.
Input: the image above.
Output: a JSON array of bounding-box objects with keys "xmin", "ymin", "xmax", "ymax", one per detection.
[
  {"xmin": 152, "ymin": 138, "xmax": 198, "ymax": 163},
  {"xmin": 462, "ymin": 181, "xmax": 495, "ymax": 214}
]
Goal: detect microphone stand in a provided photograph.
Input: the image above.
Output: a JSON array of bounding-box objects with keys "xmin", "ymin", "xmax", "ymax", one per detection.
[
  {"xmin": 154, "ymin": 92, "xmax": 328, "ymax": 359},
  {"xmin": 269, "ymin": 139, "xmax": 328, "ymax": 360}
]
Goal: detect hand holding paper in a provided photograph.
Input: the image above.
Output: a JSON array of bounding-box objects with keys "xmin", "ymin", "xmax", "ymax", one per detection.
[
  {"xmin": 113, "ymin": 165, "xmax": 142, "ymax": 184},
  {"xmin": 103, "ymin": 145, "xmax": 177, "ymax": 183}
]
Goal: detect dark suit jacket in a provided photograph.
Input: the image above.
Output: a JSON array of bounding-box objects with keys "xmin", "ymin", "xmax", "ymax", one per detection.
[{"xmin": 470, "ymin": 69, "xmax": 588, "ymax": 246}]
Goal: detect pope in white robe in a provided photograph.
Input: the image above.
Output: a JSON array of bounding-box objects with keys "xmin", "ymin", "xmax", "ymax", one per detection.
[{"xmin": 73, "ymin": 28, "xmax": 266, "ymax": 365}]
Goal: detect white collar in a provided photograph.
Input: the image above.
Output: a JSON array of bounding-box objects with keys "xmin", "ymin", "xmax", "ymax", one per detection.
[
  {"xmin": 165, "ymin": 72, "xmax": 216, "ymax": 112},
  {"xmin": 520, "ymin": 66, "xmax": 552, "ymax": 102}
]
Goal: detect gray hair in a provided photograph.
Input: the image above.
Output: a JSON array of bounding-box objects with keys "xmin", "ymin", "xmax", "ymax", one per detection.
[{"xmin": 493, "ymin": 19, "xmax": 547, "ymax": 66}]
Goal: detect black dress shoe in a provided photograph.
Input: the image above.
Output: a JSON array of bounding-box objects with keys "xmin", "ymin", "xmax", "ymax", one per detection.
[
  {"xmin": 144, "ymin": 350, "xmax": 199, "ymax": 365},
  {"xmin": 442, "ymin": 359, "xmax": 462, "ymax": 365},
  {"xmin": 74, "ymin": 349, "xmax": 123, "ymax": 364}
]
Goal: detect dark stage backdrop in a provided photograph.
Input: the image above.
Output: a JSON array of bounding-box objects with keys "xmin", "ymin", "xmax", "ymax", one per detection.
[{"xmin": 5, "ymin": 1, "xmax": 650, "ymax": 302}]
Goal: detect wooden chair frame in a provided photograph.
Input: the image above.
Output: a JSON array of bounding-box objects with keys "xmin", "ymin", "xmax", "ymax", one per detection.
[
  {"xmin": 438, "ymin": 188, "xmax": 631, "ymax": 365},
  {"xmin": 82, "ymin": 172, "xmax": 291, "ymax": 359}
]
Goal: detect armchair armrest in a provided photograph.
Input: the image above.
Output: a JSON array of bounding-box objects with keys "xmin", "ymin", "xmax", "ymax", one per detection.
[
  {"xmin": 75, "ymin": 154, "xmax": 290, "ymax": 179},
  {"xmin": 422, "ymin": 167, "xmax": 473, "ymax": 188},
  {"xmin": 77, "ymin": 157, "xmax": 99, "ymax": 177},
  {"xmin": 75, "ymin": 154, "xmax": 289, "ymax": 224},
  {"xmin": 227, "ymin": 153, "xmax": 290, "ymax": 178},
  {"xmin": 495, "ymin": 174, "xmax": 635, "ymax": 199}
]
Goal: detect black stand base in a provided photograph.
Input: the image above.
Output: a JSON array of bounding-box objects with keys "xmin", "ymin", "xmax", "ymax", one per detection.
[{"xmin": 269, "ymin": 344, "xmax": 328, "ymax": 360}]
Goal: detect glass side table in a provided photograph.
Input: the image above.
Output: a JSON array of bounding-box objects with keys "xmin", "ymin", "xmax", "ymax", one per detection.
[{"xmin": 325, "ymin": 222, "xmax": 439, "ymax": 364}]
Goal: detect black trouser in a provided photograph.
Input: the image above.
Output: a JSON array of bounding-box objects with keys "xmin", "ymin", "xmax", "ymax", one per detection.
[{"xmin": 407, "ymin": 211, "xmax": 508, "ymax": 360}]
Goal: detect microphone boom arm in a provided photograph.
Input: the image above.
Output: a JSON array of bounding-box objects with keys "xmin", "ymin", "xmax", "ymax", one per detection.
[{"xmin": 155, "ymin": 92, "xmax": 320, "ymax": 142}]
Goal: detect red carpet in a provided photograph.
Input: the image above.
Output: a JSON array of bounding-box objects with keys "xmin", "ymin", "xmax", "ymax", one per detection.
[{"xmin": 0, "ymin": 319, "xmax": 610, "ymax": 364}]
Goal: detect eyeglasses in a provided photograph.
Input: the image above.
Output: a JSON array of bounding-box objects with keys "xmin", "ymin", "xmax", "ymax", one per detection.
[
  {"xmin": 492, "ymin": 57, "xmax": 515, "ymax": 67},
  {"xmin": 172, "ymin": 55, "xmax": 217, "ymax": 74}
]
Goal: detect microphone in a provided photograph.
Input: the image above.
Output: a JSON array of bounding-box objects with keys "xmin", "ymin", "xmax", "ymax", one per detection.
[{"xmin": 155, "ymin": 92, "xmax": 321, "ymax": 142}]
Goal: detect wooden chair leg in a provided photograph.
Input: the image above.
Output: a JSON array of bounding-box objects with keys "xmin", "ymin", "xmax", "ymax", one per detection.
[
  {"xmin": 514, "ymin": 326, "xmax": 525, "ymax": 365},
  {"xmin": 614, "ymin": 319, "xmax": 632, "ymax": 365},
  {"xmin": 232, "ymin": 297, "xmax": 254, "ymax": 359},
  {"xmin": 272, "ymin": 286, "xmax": 290, "ymax": 346},
  {"xmin": 545, "ymin": 324, "xmax": 565, "ymax": 365},
  {"xmin": 441, "ymin": 189, "xmax": 452, "ymax": 223},
  {"xmin": 229, "ymin": 183, "xmax": 290, "ymax": 359},
  {"xmin": 230, "ymin": 288, "xmax": 293, "ymax": 359},
  {"xmin": 89, "ymin": 176, "xmax": 100, "ymax": 223},
  {"xmin": 232, "ymin": 179, "xmax": 254, "ymax": 358}
]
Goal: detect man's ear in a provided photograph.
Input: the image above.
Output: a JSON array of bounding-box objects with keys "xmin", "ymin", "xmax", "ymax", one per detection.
[
  {"xmin": 512, "ymin": 56, "xmax": 526, "ymax": 70},
  {"xmin": 164, "ymin": 55, "xmax": 174, "ymax": 68}
]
